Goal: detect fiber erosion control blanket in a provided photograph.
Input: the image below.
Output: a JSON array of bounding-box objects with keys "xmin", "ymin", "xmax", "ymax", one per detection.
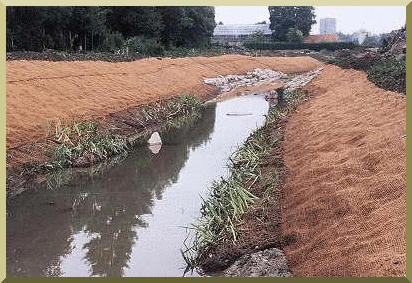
[
  {"xmin": 282, "ymin": 65, "xmax": 406, "ymax": 277},
  {"xmin": 6, "ymin": 55, "xmax": 322, "ymax": 149}
]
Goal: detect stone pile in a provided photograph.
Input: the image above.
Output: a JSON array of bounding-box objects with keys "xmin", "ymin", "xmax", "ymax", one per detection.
[
  {"xmin": 284, "ymin": 67, "xmax": 323, "ymax": 94},
  {"xmin": 204, "ymin": 69, "xmax": 287, "ymax": 92},
  {"xmin": 379, "ymin": 27, "xmax": 406, "ymax": 56},
  {"xmin": 265, "ymin": 68, "xmax": 323, "ymax": 103},
  {"xmin": 222, "ymin": 248, "xmax": 291, "ymax": 277}
]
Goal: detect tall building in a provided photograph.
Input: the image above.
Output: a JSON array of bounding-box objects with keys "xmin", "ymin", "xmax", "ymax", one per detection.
[{"xmin": 320, "ymin": 18, "xmax": 336, "ymax": 34}]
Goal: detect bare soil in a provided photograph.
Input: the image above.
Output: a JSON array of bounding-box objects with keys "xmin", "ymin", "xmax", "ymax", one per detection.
[
  {"xmin": 282, "ymin": 65, "xmax": 406, "ymax": 276},
  {"xmin": 6, "ymin": 55, "xmax": 321, "ymax": 196},
  {"xmin": 7, "ymin": 55, "xmax": 321, "ymax": 150}
]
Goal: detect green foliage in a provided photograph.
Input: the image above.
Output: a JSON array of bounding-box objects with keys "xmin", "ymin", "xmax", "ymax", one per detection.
[
  {"xmin": 163, "ymin": 46, "xmax": 226, "ymax": 58},
  {"xmin": 107, "ymin": 7, "xmax": 163, "ymax": 39},
  {"xmin": 138, "ymin": 93, "xmax": 200, "ymax": 124},
  {"xmin": 361, "ymin": 35, "xmax": 381, "ymax": 47},
  {"xmin": 250, "ymin": 31, "xmax": 265, "ymax": 42},
  {"xmin": 244, "ymin": 41, "xmax": 357, "ymax": 51},
  {"xmin": 367, "ymin": 57, "xmax": 406, "ymax": 93},
  {"xmin": 268, "ymin": 6, "xmax": 316, "ymax": 41},
  {"xmin": 286, "ymin": 27, "xmax": 303, "ymax": 43},
  {"xmin": 182, "ymin": 89, "xmax": 308, "ymax": 271},
  {"xmin": 6, "ymin": 6, "xmax": 216, "ymax": 53},
  {"xmin": 122, "ymin": 36, "xmax": 164, "ymax": 56},
  {"xmin": 47, "ymin": 119, "xmax": 128, "ymax": 169},
  {"xmin": 100, "ymin": 31, "xmax": 124, "ymax": 52}
]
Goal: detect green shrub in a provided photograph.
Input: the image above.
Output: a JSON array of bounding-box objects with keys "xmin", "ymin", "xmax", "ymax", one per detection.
[
  {"xmin": 163, "ymin": 46, "xmax": 226, "ymax": 58},
  {"xmin": 286, "ymin": 28, "xmax": 304, "ymax": 43},
  {"xmin": 101, "ymin": 31, "xmax": 124, "ymax": 53},
  {"xmin": 47, "ymin": 119, "xmax": 128, "ymax": 169},
  {"xmin": 244, "ymin": 41, "xmax": 358, "ymax": 51},
  {"xmin": 182, "ymin": 90, "xmax": 307, "ymax": 271},
  {"xmin": 122, "ymin": 36, "xmax": 164, "ymax": 56},
  {"xmin": 367, "ymin": 57, "xmax": 406, "ymax": 93}
]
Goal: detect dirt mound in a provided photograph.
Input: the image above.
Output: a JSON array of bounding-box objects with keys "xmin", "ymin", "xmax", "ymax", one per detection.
[
  {"xmin": 379, "ymin": 27, "xmax": 406, "ymax": 55},
  {"xmin": 332, "ymin": 49, "xmax": 379, "ymax": 71},
  {"xmin": 6, "ymin": 55, "xmax": 322, "ymax": 150},
  {"xmin": 281, "ymin": 65, "xmax": 405, "ymax": 276}
]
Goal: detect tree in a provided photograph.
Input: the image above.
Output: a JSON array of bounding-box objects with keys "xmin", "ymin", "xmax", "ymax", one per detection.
[
  {"xmin": 107, "ymin": 7, "xmax": 163, "ymax": 39},
  {"xmin": 6, "ymin": 6, "xmax": 216, "ymax": 52},
  {"xmin": 286, "ymin": 28, "xmax": 303, "ymax": 42},
  {"xmin": 179, "ymin": 7, "xmax": 216, "ymax": 47},
  {"xmin": 268, "ymin": 6, "xmax": 316, "ymax": 41}
]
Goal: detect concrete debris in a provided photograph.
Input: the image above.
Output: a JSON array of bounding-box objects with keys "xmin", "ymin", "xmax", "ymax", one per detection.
[
  {"xmin": 204, "ymin": 69, "xmax": 287, "ymax": 92},
  {"xmin": 284, "ymin": 67, "xmax": 324, "ymax": 94},
  {"xmin": 204, "ymin": 68, "xmax": 322, "ymax": 98},
  {"xmin": 222, "ymin": 248, "xmax": 292, "ymax": 277},
  {"xmin": 379, "ymin": 27, "xmax": 406, "ymax": 56}
]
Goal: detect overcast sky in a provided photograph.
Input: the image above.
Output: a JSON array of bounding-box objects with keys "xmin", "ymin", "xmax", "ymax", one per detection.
[{"xmin": 215, "ymin": 6, "xmax": 406, "ymax": 34}]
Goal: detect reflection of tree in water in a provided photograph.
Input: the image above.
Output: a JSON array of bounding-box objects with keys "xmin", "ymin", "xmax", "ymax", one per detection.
[
  {"xmin": 7, "ymin": 103, "xmax": 216, "ymax": 277},
  {"xmin": 6, "ymin": 192, "xmax": 73, "ymax": 276}
]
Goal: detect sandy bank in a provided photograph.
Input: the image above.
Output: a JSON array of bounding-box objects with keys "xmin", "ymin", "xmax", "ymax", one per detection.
[
  {"xmin": 282, "ymin": 65, "xmax": 406, "ymax": 276},
  {"xmin": 7, "ymin": 55, "xmax": 322, "ymax": 149}
]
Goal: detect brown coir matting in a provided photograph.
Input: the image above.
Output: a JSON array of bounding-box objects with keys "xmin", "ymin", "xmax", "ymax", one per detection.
[{"xmin": 282, "ymin": 65, "xmax": 406, "ymax": 277}]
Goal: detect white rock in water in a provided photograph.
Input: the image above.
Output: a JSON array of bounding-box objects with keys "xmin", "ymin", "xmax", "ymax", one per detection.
[
  {"xmin": 148, "ymin": 143, "xmax": 162, "ymax": 154},
  {"xmin": 148, "ymin": 131, "xmax": 162, "ymax": 145}
]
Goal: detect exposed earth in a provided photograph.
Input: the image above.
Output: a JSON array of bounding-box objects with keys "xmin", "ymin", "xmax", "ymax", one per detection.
[
  {"xmin": 6, "ymin": 53, "xmax": 406, "ymax": 277},
  {"xmin": 6, "ymin": 55, "xmax": 321, "ymax": 150},
  {"xmin": 282, "ymin": 65, "xmax": 406, "ymax": 276}
]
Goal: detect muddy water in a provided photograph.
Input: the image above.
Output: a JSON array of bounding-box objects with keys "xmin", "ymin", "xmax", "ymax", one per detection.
[{"xmin": 7, "ymin": 95, "xmax": 269, "ymax": 277}]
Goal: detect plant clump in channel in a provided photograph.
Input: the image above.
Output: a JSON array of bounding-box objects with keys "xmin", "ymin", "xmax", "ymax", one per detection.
[
  {"xmin": 45, "ymin": 93, "xmax": 201, "ymax": 170},
  {"xmin": 45, "ymin": 119, "xmax": 128, "ymax": 169},
  {"xmin": 138, "ymin": 93, "xmax": 201, "ymax": 124},
  {"xmin": 181, "ymin": 89, "xmax": 307, "ymax": 272}
]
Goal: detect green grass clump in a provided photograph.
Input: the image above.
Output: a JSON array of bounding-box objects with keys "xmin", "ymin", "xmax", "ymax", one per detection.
[
  {"xmin": 163, "ymin": 46, "xmax": 226, "ymax": 58},
  {"xmin": 46, "ymin": 93, "xmax": 201, "ymax": 170},
  {"xmin": 182, "ymin": 89, "xmax": 307, "ymax": 271},
  {"xmin": 139, "ymin": 93, "xmax": 200, "ymax": 124},
  {"xmin": 47, "ymin": 119, "xmax": 128, "ymax": 169}
]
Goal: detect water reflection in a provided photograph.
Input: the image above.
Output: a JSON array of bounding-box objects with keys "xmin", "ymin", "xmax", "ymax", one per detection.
[{"xmin": 7, "ymin": 96, "xmax": 269, "ymax": 277}]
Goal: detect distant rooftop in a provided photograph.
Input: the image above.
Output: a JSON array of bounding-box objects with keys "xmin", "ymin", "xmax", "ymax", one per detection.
[
  {"xmin": 213, "ymin": 24, "xmax": 273, "ymax": 36},
  {"xmin": 304, "ymin": 34, "xmax": 339, "ymax": 43}
]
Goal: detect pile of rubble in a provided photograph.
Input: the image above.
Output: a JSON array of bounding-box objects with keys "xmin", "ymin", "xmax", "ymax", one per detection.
[
  {"xmin": 222, "ymin": 248, "xmax": 291, "ymax": 277},
  {"xmin": 326, "ymin": 27, "xmax": 406, "ymax": 94},
  {"xmin": 379, "ymin": 26, "xmax": 406, "ymax": 56},
  {"xmin": 204, "ymin": 69, "xmax": 287, "ymax": 92},
  {"xmin": 265, "ymin": 68, "xmax": 323, "ymax": 103},
  {"xmin": 284, "ymin": 68, "xmax": 323, "ymax": 93}
]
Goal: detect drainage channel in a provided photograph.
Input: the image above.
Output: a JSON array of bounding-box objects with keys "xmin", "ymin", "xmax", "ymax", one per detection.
[{"xmin": 6, "ymin": 94, "xmax": 269, "ymax": 277}]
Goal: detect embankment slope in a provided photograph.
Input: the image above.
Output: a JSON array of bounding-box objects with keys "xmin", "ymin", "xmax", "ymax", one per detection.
[
  {"xmin": 7, "ymin": 55, "xmax": 322, "ymax": 149},
  {"xmin": 282, "ymin": 65, "xmax": 406, "ymax": 276}
]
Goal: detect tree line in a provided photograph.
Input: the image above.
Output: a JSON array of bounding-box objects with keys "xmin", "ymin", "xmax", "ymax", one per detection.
[
  {"xmin": 268, "ymin": 6, "xmax": 316, "ymax": 42},
  {"xmin": 6, "ymin": 7, "xmax": 216, "ymax": 53}
]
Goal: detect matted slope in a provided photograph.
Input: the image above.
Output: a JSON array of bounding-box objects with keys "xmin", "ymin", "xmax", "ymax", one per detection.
[
  {"xmin": 282, "ymin": 65, "xmax": 406, "ymax": 276},
  {"xmin": 6, "ymin": 55, "xmax": 322, "ymax": 149}
]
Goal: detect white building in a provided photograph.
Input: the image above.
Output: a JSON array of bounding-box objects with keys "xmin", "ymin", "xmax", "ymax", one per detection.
[
  {"xmin": 351, "ymin": 29, "xmax": 372, "ymax": 44},
  {"xmin": 212, "ymin": 24, "xmax": 273, "ymax": 46},
  {"xmin": 320, "ymin": 18, "xmax": 336, "ymax": 35}
]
